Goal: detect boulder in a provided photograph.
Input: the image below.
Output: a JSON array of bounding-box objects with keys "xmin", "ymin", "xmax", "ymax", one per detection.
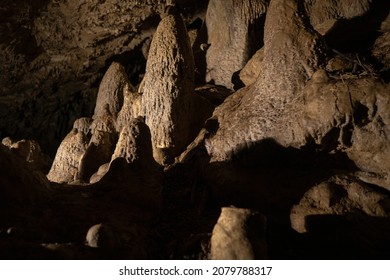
[
  {"xmin": 209, "ymin": 207, "xmax": 267, "ymax": 260},
  {"xmin": 290, "ymin": 175, "xmax": 387, "ymax": 233},
  {"xmin": 290, "ymin": 175, "xmax": 390, "ymax": 258},
  {"xmin": 86, "ymin": 223, "xmax": 118, "ymax": 250},
  {"xmin": 205, "ymin": 0, "xmax": 268, "ymax": 89},
  {"xmin": 47, "ymin": 128, "xmax": 89, "ymax": 183}
]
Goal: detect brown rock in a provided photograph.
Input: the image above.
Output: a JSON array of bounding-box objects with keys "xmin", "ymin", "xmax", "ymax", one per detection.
[
  {"xmin": 73, "ymin": 118, "xmax": 92, "ymax": 136},
  {"xmin": 47, "ymin": 129, "xmax": 89, "ymax": 183},
  {"xmin": 77, "ymin": 112, "xmax": 118, "ymax": 183},
  {"xmin": 239, "ymin": 48, "xmax": 264, "ymax": 86},
  {"xmin": 210, "ymin": 207, "xmax": 267, "ymax": 260},
  {"xmin": 93, "ymin": 62, "xmax": 134, "ymax": 120},
  {"xmin": 290, "ymin": 175, "xmax": 389, "ymax": 233},
  {"xmin": 94, "ymin": 118, "xmax": 162, "ymax": 220},
  {"xmin": 305, "ymin": 0, "xmax": 372, "ymax": 32},
  {"xmin": 205, "ymin": 0, "xmax": 326, "ymax": 162},
  {"xmin": 112, "ymin": 117, "xmax": 154, "ymax": 166},
  {"xmin": 140, "ymin": 10, "xmax": 203, "ymax": 165},
  {"xmin": 372, "ymin": 31, "xmax": 390, "ymax": 71},
  {"xmin": 10, "ymin": 140, "xmax": 51, "ymax": 173},
  {"xmin": 86, "ymin": 223, "xmax": 118, "ymax": 250},
  {"xmin": 205, "ymin": 0, "xmax": 268, "ymax": 89},
  {"xmin": 116, "ymin": 88, "xmax": 142, "ymax": 133}
]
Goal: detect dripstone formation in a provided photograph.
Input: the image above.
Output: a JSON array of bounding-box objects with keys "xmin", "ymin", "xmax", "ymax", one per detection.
[{"xmin": 1, "ymin": 0, "xmax": 390, "ymax": 260}]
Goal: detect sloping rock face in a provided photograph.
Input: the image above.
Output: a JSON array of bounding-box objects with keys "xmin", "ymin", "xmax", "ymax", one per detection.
[
  {"xmin": 205, "ymin": 0, "xmax": 268, "ymax": 89},
  {"xmin": 205, "ymin": 0, "xmax": 326, "ymax": 162}
]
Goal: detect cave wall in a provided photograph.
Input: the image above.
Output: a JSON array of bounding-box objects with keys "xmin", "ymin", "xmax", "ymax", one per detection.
[{"xmin": 0, "ymin": 0, "xmax": 208, "ymax": 155}]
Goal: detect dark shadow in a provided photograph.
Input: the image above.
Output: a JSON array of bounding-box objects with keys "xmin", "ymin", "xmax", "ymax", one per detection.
[
  {"xmin": 105, "ymin": 47, "xmax": 146, "ymax": 86},
  {"xmin": 232, "ymin": 70, "xmax": 245, "ymax": 90},
  {"xmin": 301, "ymin": 214, "xmax": 390, "ymax": 259},
  {"xmin": 324, "ymin": 0, "xmax": 390, "ymax": 53},
  {"xmin": 192, "ymin": 19, "xmax": 208, "ymax": 85},
  {"xmin": 201, "ymin": 137, "xmax": 376, "ymax": 259},
  {"xmin": 205, "ymin": 138, "xmax": 357, "ymax": 214}
]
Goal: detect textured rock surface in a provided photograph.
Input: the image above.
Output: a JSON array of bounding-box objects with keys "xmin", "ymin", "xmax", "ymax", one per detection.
[
  {"xmin": 239, "ymin": 48, "xmax": 264, "ymax": 86},
  {"xmin": 93, "ymin": 62, "xmax": 135, "ymax": 120},
  {"xmin": 205, "ymin": 0, "xmax": 326, "ymax": 162},
  {"xmin": 210, "ymin": 207, "xmax": 267, "ymax": 260},
  {"xmin": 0, "ymin": 0, "xmax": 208, "ymax": 155},
  {"xmin": 86, "ymin": 223, "xmax": 118, "ymax": 250},
  {"xmin": 47, "ymin": 129, "xmax": 89, "ymax": 183},
  {"xmin": 1, "ymin": 0, "xmax": 390, "ymax": 261},
  {"xmin": 205, "ymin": 0, "xmax": 268, "ymax": 89},
  {"xmin": 112, "ymin": 117, "xmax": 155, "ymax": 165},
  {"xmin": 305, "ymin": 0, "xmax": 372, "ymax": 34},
  {"xmin": 141, "ymin": 8, "xmax": 207, "ymax": 165},
  {"xmin": 290, "ymin": 175, "xmax": 389, "ymax": 233}
]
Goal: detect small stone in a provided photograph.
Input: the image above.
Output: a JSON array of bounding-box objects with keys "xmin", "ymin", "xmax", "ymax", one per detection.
[{"xmin": 86, "ymin": 223, "xmax": 117, "ymax": 250}]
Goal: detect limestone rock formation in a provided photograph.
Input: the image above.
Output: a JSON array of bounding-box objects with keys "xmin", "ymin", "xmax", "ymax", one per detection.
[
  {"xmin": 111, "ymin": 117, "xmax": 154, "ymax": 165},
  {"xmin": 141, "ymin": 8, "xmax": 211, "ymax": 165},
  {"xmin": 239, "ymin": 48, "xmax": 264, "ymax": 86},
  {"xmin": 372, "ymin": 13, "xmax": 390, "ymax": 71},
  {"xmin": 1, "ymin": 0, "xmax": 390, "ymax": 261},
  {"xmin": 205, "ymin": 0, "xmax": 268, "ymax": 89},
  {"xmin": 2, "ymin": 138, "xmax": 51, "ymax": 173},
  {"xmin": 289, "ymin": 175, "xmax": 390, "ymax": 258},
  {"xmin": 209, "ymin": 207, "xmax": 267, "ymax": 260},
  {"xmin": 292, "ymin": 76, "xmax": 390, "ymax": 190},
  {"xmin": 290, "ymin": 175, "xmax": 389, "ymax": 233},
  {"xmin": 47, "ymin": 129, "xmax": 89, "ymax": 183},
  {"xmin": 0, "ymin": 0, "xmax": 208, "ymax": 155},
  {"xmin": 77, "ymin": 106, "xmax": 118, "ymax": 182},
  {"xmin": 93, "ymin": 62, "xmax": 134, "ymax": 120},
  {"xmin": 73, "ymin": 118, "xmax": 92, "ymax": 136},
  {"xmin": 116, "ymin": 90, "xmax": 142, "ymax": 133},
  {"xmin": 205, "ymin": 0, "xmax": 326, "ymax": 162},
  {"xmin": 305, "ymin": 0, "xmax": 372, "ymax": 35},
  {"xmin": 95, "ymin": 118, "xmax": 163, "ymax": 221},
  {"xmin": 76, "ymin": 62, "xmax": 136, "ymax": 182}
]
